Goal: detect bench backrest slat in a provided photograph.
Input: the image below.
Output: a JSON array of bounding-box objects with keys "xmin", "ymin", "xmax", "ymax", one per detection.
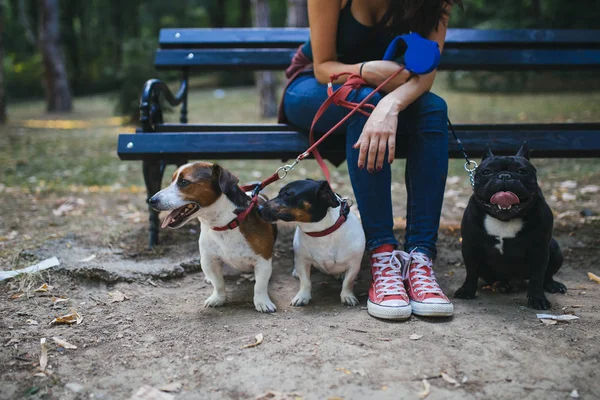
[
  {"xmin": 159, "ymin": 28, "xmax": 600, "ymax": 48},
  {"xmin": 155, "ymin": 28, "xmax": 600, "ymax": 71},
  {"xmin": 154, "ymin": 48, "xmax": 600, "ymax": 70}
]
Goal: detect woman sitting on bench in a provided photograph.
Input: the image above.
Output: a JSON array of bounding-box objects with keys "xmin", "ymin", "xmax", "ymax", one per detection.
[{"xmin": 280, "ymin": 0, "xmax": 462, "ymax": 320}]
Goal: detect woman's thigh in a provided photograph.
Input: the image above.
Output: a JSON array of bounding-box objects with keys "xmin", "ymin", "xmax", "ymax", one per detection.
[{"xmin": 283, "ymin": 74, "xmax": 382, "ymax": 134}]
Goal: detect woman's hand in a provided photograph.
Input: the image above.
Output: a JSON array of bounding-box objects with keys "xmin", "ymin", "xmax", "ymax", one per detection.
[
  {"xmin": 353, "ymin": 95, "xmax": 404, "ymax": 171},
  {"xmin": 361, "ymin": 61, "xmax": 412, "ymax": 91}
]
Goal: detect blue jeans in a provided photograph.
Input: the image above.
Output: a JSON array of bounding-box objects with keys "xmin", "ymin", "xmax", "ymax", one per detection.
[{"xmin": 283, "ymin": 74, "xmax": 448, "ymax": 258}]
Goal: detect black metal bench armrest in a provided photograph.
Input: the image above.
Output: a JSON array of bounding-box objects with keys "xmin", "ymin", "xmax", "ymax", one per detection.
[{"xmin": 140, "ymin": 77, "xmax": 189, "ymax": 132}]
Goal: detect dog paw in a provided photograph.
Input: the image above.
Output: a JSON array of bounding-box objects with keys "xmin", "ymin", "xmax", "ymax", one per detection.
[
  {"xmin": 544, "ymin": 280, "xmax": 567, "ymax": 294},
  {"xmin": 291, "ymin": 269, "xmax": 299, "ymax": 279},
  {"xmin": 291, "ymin": 292, "xmax": 311, "ymax": 306},
  {"xmin": 492, "ymin": 281, "xmax": 513, "ymax": 293},
  {"xmin": 454, "ymin": 286, "xmax": 477, "ymax": 299},
  {"xmin": 254, "ymin": 297, "xmax": 277, "ymax": 313},
  {"xmin": 340, "ymin": 292, "xmax": 358, "ymax": 306},
  {"xmin": 528, "ymin": 295, "xmax": 551, "ymax": 310},
  {"xmin": 204, "ymin": 293, "xmax": 226, "ymax": 308}
]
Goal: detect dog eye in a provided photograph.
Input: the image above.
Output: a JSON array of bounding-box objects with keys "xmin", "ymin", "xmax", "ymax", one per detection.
[
  {"xmin": 481, "ymin": 169, "xmax": 492, "ymax": 176},
  {"xmin": 517, "ymin": 169, "xmax": 528, "ymax": 175},
  {"xmin": 178, "ymin": 179, "xmax": 191, "ymax": 187}
]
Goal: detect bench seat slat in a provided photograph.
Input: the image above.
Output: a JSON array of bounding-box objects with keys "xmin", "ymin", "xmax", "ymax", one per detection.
[
  {"xmin": 159, "ymin": 28, "xmax": 600, "ymax": 49},
  {"xmin": 118, "ymin": 124, "xmax": 600, "ymax": 161},
  {"xmin": 155, "ymin": 48, "xmax": 600, "ymax": 70}
]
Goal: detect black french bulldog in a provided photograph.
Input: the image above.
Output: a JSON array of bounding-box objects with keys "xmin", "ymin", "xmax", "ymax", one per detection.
[{"xmin": 454, "ymin": 143, "xmax": 566, "ymax": 310}]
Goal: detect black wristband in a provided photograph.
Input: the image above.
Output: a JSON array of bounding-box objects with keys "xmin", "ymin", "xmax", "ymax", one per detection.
[{"xmin": 359, "ymin": 62, "xmax": 367, "ymax": 77}]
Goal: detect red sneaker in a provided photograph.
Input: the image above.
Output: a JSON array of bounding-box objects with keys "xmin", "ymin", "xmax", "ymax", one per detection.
[
  {"xmin": 405, "ymin": 252, "xmax": 454, "ymax": 317},
  {"xmin": 367, "ymin": 245, "xmax": 412, "ymax": 320}
]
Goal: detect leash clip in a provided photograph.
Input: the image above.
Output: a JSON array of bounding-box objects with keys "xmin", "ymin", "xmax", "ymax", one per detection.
[
  {"xmin": 464, "ymin": 160, "xmax": 478, "ymax": 189},
  {"xmin": 276, "ymin": 158, "xmax": 301, "ymax": 179}
]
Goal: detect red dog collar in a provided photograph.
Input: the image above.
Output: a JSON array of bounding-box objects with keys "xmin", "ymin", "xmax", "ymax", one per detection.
[{"xmin": 305, "ymin": 199, "xmax": 350, "ymax": 238}]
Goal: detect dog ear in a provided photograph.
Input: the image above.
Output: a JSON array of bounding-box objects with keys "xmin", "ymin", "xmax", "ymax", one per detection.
[
  {"xmin": 211, "ymin": 164, "xmax": 239, "ymax": 194},
  {"xmin": 482, "ymin": 144, "xmax": 494, "ymax": 161},
  {"xmin": 316, "ymin": 181, "xmax": 339, "ymax": 208},
  {"xmin": 516, "ymin": 142, "xmax": 530, "ymax": 160}
]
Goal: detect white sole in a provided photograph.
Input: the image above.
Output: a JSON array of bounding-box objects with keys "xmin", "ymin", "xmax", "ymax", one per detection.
[
  {"xmin": 410, "ymin": 300, "xmax": 454, "ymax": 317},
  {"xmin": 367, "ymin": 300, "xmax": 412, "ymax": 320}
]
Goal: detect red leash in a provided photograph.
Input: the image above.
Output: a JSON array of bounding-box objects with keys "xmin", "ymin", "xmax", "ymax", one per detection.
[{"xmin": 213, "ymin": 67, "xmax": 405, "ymax": 231}]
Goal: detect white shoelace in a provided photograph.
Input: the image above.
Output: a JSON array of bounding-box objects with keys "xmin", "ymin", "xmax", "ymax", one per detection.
[
  {"xmin": 372, "ymin": 250, "xmax": 410, "ymax": 296},
  {"xmin": 409, "ymin": 252, "xmax": 443, "ymax": 295}
]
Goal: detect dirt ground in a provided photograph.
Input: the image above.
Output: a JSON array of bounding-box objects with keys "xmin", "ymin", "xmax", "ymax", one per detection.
[{"xmin": 1, "ymin": 171, "xmax": 600, "ymax": 400}]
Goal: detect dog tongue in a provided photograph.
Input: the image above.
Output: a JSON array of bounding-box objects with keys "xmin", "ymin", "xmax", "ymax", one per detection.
[
  {"xmin": 490, "ymin": 191, "xmax": 520, "ymax": 208},
  {"xmin": 161, "ymin": 212, "xmax": 176, "ymax": 228}
]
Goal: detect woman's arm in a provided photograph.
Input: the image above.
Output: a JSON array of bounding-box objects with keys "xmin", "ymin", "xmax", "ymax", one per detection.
[
  {"xmin": 376, "ymin": 13, "xmax": 450, "ymax": 112},
  {"xmin": 309, "ymin": 0, "xmax": 411, "ymax": 88},
  {"xmin": 353, "ymin": 6, "xmax": 452, "ymax": 171}
]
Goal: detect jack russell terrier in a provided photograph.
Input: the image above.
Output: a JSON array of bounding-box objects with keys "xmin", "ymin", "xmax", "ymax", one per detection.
[
  {"xmin": 260, "ymin": 179, "xmax": 365, "ymax": 306},
  {"xmin": 148, "ymin": 162, "xmax": 278, "ymax": 313}
]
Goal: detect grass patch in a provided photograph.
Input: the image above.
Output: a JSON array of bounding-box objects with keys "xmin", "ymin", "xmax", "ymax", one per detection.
[{"xmin": 2, "ymin": 73, "xmax": 599, "ymax": 194}]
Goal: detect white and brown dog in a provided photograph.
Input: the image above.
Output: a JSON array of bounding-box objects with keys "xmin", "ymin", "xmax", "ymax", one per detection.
[
  {"xmin": 260, "ymin": 179, "xmax": 365, "ymax": 306},
  {"xmin": 148, "ymin": 162, "xmax": 278, "ymax": 313}
]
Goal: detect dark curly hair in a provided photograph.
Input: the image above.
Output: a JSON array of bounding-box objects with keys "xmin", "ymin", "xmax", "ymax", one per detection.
[{"xmin": 379, "ymin": 0, "xmax": 463, "ymax": 37}]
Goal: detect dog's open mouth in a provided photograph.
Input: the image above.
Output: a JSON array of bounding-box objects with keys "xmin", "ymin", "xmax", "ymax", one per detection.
[
  {"xmin": 490, "ymin": 191, "xmax": 520, "ymax": 210},
  {"xmin": 161, "ymin": 203, "xmax": 200, "ymax": 228}
]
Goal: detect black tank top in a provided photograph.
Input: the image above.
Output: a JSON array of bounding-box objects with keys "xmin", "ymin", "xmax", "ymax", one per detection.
[{"xmin": 301, "ymin": 0, "xmax": 404, "ymax": 64}]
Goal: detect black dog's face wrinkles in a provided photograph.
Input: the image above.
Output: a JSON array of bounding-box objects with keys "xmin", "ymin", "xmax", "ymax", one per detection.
[
  {"xmin": 260, "ymin": 180, "xmax": 337, "ymax": 223},
  {"xmin": 474, "ymin": 154, "xmax": 539, "ymax": 221}
]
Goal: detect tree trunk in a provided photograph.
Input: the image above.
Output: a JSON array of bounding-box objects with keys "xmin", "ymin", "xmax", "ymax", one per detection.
[
  {"xmin": 0, "ymin": 0, "xmax": 6, "ymax": 123},
  {"xmin": 238, "ymin": 0, "xmax": 251, "ymax": 27},
  {"xmin": 252, "ymin": 0, "xmax": 277, "ymax": 118},
  {"xmin": 210, "ymin": 0, "xmax": 227, "ymax": 28},
  {"xmin": 286, "ymin": 0, "xmax": 308, "ymax": 27},
  {"xmin": 38, "ymin": 0, "xmax": 72, "ymax": 112}
]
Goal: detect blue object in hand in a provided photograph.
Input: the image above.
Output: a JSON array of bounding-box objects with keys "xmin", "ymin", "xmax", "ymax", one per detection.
[{"xmin": 382, "ymin": 32, "xmax": 441, "ymax": 75}]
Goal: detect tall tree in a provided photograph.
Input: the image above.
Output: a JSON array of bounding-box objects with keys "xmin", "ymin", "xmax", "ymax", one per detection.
[
  {"xmin": 37, "ymin": 0, "xmax": 72, "ymax": 112},
  {"xmin": 252, "ymin": 0, "xmax": 277, "ymax": 118},
  {"xmin": 286, "ymin": 0, "xmax": 308, "ymax": 27},
  {"xmin": 0, "ymin": 0, "xmax": 5, "ymax": 123}
]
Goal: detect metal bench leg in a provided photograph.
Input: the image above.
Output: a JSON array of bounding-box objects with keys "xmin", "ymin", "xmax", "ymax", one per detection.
[{"xmin": 143, "ymin": 159, "xmax": 165, "ymax": 249}]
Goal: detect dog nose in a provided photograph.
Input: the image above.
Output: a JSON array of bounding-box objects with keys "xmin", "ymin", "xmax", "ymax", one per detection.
[
  {"xmin": 498, "ymin": 173, "xmax": 512, "ymax": 181},
  {"xmin": 147, "ymin": 196, "xmax": 158, "ymax": 205}
]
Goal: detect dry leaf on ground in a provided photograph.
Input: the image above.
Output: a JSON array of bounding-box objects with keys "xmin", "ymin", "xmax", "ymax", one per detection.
[
  {"xmin": 537, "ymin": 314, "xmax": 579, "ymax": 322},
  {"xmin": 53, "ymin": 197, "xmax": 86, "ymax": 216},
  {"xmin": 26, "ymin": 319, "xmax": 38, "ymax": 325},
  {"xmin": 10, "ymin": 292, "xmax": 25, "ymax": 300},
  {"xmin": 52, "ymin": 337, "xmax": 77, "ymax": 349},
  {"xmin": 335, "ymin": 367, "xmax": 352, "ymax": 375},
  {"xmin": 441, "ymin": 372, "xmax": 460, "ymax": 387},
  {"xmin": 588, "ymin": 272, "xmax": 600, "ymax": 284},
  {"xmin": 108, "ymin": 291, "xmax": 129, "ymax": 303},
  {"xmin": 129, "ymin": 385, "xmax": 175, "ymax": 400},
  {"xmin": 50, "ymin": 310, "xmax": 83, "ymax": 325},
  {"xmin": 159, "ymin": 381, "xmax": 182, "ymax": 393},
  {"xmin": 51, "ymin": 296, "xmax": 69, "ymax": 304},
  {"xmin": 241, "ymin": 333, "xmax": 264, "ymax": 349},
  {"xmin": 418, "ymin": 379, "xmax": 431, "ymax": 399},
  {"xmin": 580, "ymin": 185, "xmax": 599, "ymax": 194},
  {"xmin": 39, "ymin": 338, "xmax": 48, "ymax": 372},
  {"xmin": 79, "ymin": 254, "xmax": 96, "ymax": 262},
  {"xmin": 409, "ymin": 334, "xmax": 423, "ymax": 340},
  {"xmin": 35, "ymin": 283, "xmax": 52, "ymax": 292},
  {"xmin": 255, "ymin": 391, "xmax": 303, "ymax": 400}
]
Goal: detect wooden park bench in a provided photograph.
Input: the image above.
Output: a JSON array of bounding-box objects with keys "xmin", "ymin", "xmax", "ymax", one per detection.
[{"xmin": 117, "ymin": 28, "xmax": 600, "ymax": 248}]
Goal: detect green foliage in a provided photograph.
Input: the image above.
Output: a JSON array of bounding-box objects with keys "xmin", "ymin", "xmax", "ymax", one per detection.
[{"xmin": 2, "ymin": 0, "xmax": 600, "ymax": 106}]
